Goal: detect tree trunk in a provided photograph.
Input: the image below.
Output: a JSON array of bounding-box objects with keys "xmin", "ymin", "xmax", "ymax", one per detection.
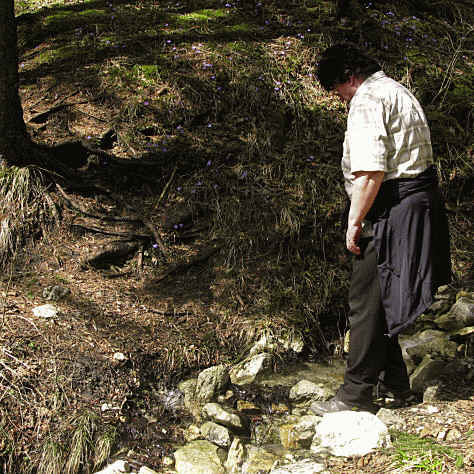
[{"xmin": 0, "ymin": 0, "xmax": 28, "ymax": 166}]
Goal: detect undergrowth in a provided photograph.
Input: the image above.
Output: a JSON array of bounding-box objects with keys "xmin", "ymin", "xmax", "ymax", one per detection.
[{"xmin": 0, "ymin": 0, "xmax": 472, "ymax": 471}]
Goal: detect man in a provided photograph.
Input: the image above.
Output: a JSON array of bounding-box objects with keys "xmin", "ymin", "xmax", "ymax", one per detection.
[{"xmin": 311, "ymin": 43, "xmax": 451, "ymax": 414}]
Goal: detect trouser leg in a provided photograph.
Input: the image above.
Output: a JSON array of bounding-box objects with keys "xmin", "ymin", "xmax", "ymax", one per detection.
[{"xmin": 337, "ymin": 238, "xmax": 409, "ymax": 405}]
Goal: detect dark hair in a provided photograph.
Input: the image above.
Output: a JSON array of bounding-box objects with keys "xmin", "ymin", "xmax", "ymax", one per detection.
[{"xmin": 316, "ymin": 43, "xmax": 381, "ymax": 91}]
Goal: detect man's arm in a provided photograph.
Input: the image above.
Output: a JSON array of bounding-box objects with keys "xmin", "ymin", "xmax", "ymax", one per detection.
[{"xmin": 347, "ymin": 170, "xmax": 384, "ymax": 255}]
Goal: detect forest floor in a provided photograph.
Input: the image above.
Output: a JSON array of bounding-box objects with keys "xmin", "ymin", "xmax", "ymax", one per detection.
[{"xmin": 1, "ymin": 0, "xmax": 473, "ymax": 472}]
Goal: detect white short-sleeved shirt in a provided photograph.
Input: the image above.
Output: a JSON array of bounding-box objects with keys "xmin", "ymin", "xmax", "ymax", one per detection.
[{"xmin": 342, "ymin": 71, "xmax": 433, "ymax": 199}]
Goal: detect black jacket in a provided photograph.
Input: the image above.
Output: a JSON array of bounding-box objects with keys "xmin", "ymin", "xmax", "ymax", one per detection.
[{"xmin": 368, "ymin": 167, "xmax": 451, "ymax": 335}]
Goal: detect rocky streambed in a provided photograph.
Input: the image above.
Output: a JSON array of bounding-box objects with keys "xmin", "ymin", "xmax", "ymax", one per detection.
[{"xmin": 94, "ymin": 287, "xmax": 473, "ymax": 473}]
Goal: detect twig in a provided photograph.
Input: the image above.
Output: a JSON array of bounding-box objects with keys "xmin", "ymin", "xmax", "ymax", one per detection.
[
  {"xmin": 70, "ymin": 223, "xmax": 149, "ymax": 240},
  {"xmin": 154, "ymin": 165, "xmax": 177, "ymax": 209}
]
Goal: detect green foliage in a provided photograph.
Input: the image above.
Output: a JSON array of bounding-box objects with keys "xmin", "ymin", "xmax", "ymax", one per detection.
[{"xmin": 390, "ymin": 431, "xmax": 464, "ymax": 472}]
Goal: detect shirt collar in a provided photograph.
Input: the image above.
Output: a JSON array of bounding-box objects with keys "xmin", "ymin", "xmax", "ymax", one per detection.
[{"xmin": 349, "ymin": 70, "xmax": 385, "ymax": 105}]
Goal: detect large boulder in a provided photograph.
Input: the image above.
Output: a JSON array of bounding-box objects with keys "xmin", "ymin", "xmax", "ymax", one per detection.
[
  {"xmin": 409, "ymin": 355, "xmax": 446, "ymax": 393},
  {"xmin": 403, "ymin": 329, "xmax": 457, "ymax": 361},
  {"xmin": 174, "ymin": 440, "xmax": 226, "ymax": 474},
  {"xmin": 312, "ymin": 411, "xmax": 390, "ymax": 457},
  {"xmin": 435, "ymin": 296, "xmax": 474, "ymax": 331}
]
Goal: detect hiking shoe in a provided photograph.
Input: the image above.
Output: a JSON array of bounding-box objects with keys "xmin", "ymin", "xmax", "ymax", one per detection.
[
  {"xmin": 310, "ymin": 396, "xmax": 376, "ymax": 415},
  {"xmin": 375, "ymin": 382, "xmax": 419, "ymax": 407}
]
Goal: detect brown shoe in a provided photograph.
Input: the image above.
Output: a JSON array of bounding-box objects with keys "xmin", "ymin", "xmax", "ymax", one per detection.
[{"xmin": 310, "ymin": 396, "xmax": 375, "ymax": 415}]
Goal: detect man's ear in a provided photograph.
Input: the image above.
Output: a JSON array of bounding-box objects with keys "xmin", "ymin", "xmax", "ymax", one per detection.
[{"xmin": 348, "ymin": 74, "xmax": 357, "ymax": 86}]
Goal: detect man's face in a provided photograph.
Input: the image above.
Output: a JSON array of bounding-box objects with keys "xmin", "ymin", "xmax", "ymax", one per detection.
[{"xmin": 332, "ymin": 81, "xmax": 355, "ymax": 103}]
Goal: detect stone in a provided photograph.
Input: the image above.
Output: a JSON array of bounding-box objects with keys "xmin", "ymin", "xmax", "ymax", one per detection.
[
  {"xmin": 94, "ymin": 460, "xmax": 131, "ymax": 474},
  {"xmin": 184, "ymin": 424, "xmax": 201, "ymax": 442},
  {"xmin": 230, "ymin": 353, "xmax": 272, "ymax": 385},
  {"xmin": 138, "ymin": 467, "xmax": 160, "ymax": 474},
  {"xmin": 289, "ymin": 380, "xmax": 332, "ymax": 402},
  {"xmin": 178, "ymin": 379, "xmax": 199, "ymax": 416},
  {"xmin": 312, "ymin": 411, "xmax": 390, "ymax": 457},
  {"xmin": 201, "ymin": 421, "xmax": 232, "ymax": 448},
  {"xmin": 403, "ymin": 329, "xmax": 457, "ymax": 361},
  {"xmin": 279, "ymin": 415, "xmax": 320, "ymax": 449},
  {"xmin": 446, "ymin": 428, "xmax": 462, "ymax": 441},
  {"xmin": 423, "ymin": 384, "xmax": 442, "ymax": 402},
  {"xmin": 249, "ymin": 332, "xmax": 304, "ymax": 357},
  {"xmin": 241, "ymin": 445, "xmax": 278, "ymax": 474},
  {"xmin": 435, "ymin": 296, "xmax": 474, "ymax": 331},
  {"xmin": 32, "ymin": 304, "xmax": 59, "ymax": 319},
  {"xmin": 236, "ymin": 400, "xmax": 260, "ymax": 414},
  {"xmin": 174, "ymin": 440, "xmax": 226, "ymax": 474},
  {"xmin": 113, "ymin": 352, "xmax": 127, "ymax": 361},
  {"xmin": 376, "ymin": 408, "xmax": 405, "ymax": 430},
  {"xmin": 42, "ymin": 285, "xmax": 70, "ymax": 301},
  {"xmin": 270, "ymin": 459, "xmax": 328, "ymax": 474},
  {"xmin": 225, "ymin": 437, "xmax": 246, "ymax": 474},
  {"xmin": 195, "ymin": 365, "xmax": 229, "ymax": 402},
  {"xmin": 202, "ymin": 403, "xmax": 249, "ymax": 433},
  {"xmin": 410, "ymin": 356, "xmax": 446, "ymax": 393}
]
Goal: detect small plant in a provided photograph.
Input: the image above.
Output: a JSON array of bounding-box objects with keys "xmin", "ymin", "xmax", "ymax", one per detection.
[{"xmin": 390, "ymin": 431, "xmax": 464, "ymax": 472}]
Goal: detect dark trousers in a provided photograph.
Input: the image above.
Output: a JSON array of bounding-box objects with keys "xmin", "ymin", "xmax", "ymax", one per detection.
[{"xmin": 337, "ymin": 238, "xmax": 410, "ymax": 405}]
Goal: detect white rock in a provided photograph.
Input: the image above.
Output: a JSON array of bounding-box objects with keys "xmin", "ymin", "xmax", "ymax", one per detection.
[
  {"xmin": 202, "ymin": 403, "xmax": 249, "ymax": 433},
  {"xmin": 195, "ymin": 365, "xmax": 229, "ymax": 402},
  {"xmin": 93, "ymin": 460, "xmax": 130, "ymax": 474},
  {"xmin": 32, "ymin": 304, "xmax": 59, "ymax": 319},
  {"xmin": 225, "ymin": 437, "xmax": 246, "ymax": 474},
  {"xmin": 113, "ymin": 352, "xmax": 128, "ymax": 361},
  {"xmin": 312, "ymin": 411, "xmax": 390, "ymax": 457},
  {"xmin": 138, "ymin": 467, "xmax": 160, "ymax": 474},
  {"xmin": 230, "ymin": 353, "xmax": 272, "ymax": 385},
  {"xmin": 271, "ymin": 459, "xmax": 328, "ymax": 474}
]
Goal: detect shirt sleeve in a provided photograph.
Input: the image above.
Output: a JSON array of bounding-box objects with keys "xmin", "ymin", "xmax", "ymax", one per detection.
[{"xmin": 346, "ymin": 95, "xmax": 389, "ymax": 174}]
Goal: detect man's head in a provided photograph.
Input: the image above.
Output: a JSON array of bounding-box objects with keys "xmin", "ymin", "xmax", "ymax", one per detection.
[{"xmin": 316, "ymin": 43, "xmax": 381, "ymax": 101}]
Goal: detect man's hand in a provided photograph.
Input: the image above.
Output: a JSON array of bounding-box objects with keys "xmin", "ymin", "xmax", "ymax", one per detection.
[
  {"xmin": 346, "ymin": 222, "xmax": 362, "ymax": 255},
  {"xmin": 347, "ymin": 170, "xmax": 384, "ymax": 255}
]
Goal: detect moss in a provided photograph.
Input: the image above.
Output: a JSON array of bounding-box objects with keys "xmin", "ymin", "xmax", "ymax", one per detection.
[{"xmin": 177, "ymin": 9, "xmax": 228, "ymax": 23}]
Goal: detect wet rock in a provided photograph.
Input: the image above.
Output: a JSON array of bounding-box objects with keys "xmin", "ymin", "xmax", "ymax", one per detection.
[
  {"xmin": 178, "ymin": 379, "xmax": 199, "ymax": 416},
  {"xmin": 195, "ymin": 365, "xmax": 229, "ymax": 402},
  {"xmin": 201, "ymin": 421, "xmax": 232, "ymax": 448},
  {"xmin": 279, "ymin": 415, "xmax": 320, "ymax": 449},
  {"xmin": 42, "ymin": 285, "xmax": 70, "ymax": 301},
  {"xmin": 249, "ymin": 332, "xmax": 304, "ymax": 357},
  {"xmin": 174, "ymin": 440, "xmax": 226, "ymax": 474},
  {"xmin": 270, "ymin": 459, "xmax": 328, "ymax": 474},
  {"xmin": 410, "ymin": 355, "xmax": 446, "ymax": 393},
  {"xmin": 289, "ymin": 380, "xmax": 332, "ymax": 402},
  {"xmin": 253, "ymin": 419, "xmax": 281, "ymax": 445},
  {"xmin": 202, "ymin": 403, "xmax": 249, "ymax": 434},
  {"xmin": 312, "ymin": 411, "xmax": 390, "ymax": 457},
  {"xmin": 94, "ymin": 460, "xmax": 130, "ymax": 474},
  {"xmin": 32, "ymin": 304, "xmax": 59, "ymax": 319},
  {"xmin": 225, "ymin": 437, "xmax": 246, "ymax": 474},
  {"xmin": 403, "ymin": 329, "xmax": 457, "ymax": 361},
  {"xmin": 237, "ymin": 400, "xmax": 260, "ymax": 414},
  {"xmin": 242, "ymin": 445, "xmax": 278, "ymax": 474},
  {"xmin": 376, "ymin": 408, "xmax": 405, "ymax": 430},
  {"xmin": 435, "ymin": 296, "xmax": 474, "ymax": 331},
  {"xmin": 230, "ymin": 353, "xmax": 272, "ymax": 385}
]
